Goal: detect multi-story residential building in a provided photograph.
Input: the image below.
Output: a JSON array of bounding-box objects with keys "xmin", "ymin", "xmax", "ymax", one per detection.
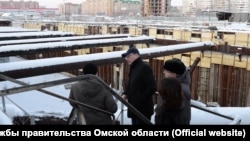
[
  {"xmin": 141, "ymin": 0, "xmax": 171, "ymax": 17},
  {"xmin": 113, "ymin": 0, "xmax": 141, "ymax": 16},
  {"xmin": 0, "ymin": 0, "xmax": 59, "ymax": 18},
  {"xmin": 58, "ymin": 3, "xmax": 81, "ymax": 16},
  {"xmin": 0, "ymin": 0, "xmax": 39, "ymax": 9},
  {"xmin": 231, "ymin": 0, "xmax": 249, "ymax": 13},
  {"xmin": 82, "ymin": 0, "xmax": 113, "ymax": 16},
  {"xmin": 182, "ymin": 0, "xmax": 250, "ymax": 17}
]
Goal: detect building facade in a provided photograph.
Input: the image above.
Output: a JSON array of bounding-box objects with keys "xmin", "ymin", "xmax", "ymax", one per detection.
[{"xmin": 141, "ymin": 0, "xmax": 171, "ymax": 16}]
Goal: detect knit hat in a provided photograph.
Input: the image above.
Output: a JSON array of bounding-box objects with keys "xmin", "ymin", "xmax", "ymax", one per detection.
[
  {"xmin": 164, "ymin": 58, "xmax": 186, "ymax": 75},
  {"xmin": 121, "ymin": 45, "xmax": 140, "ymax": 57},
  {"xmin": 83, "ymin": 63, "xmax": 98, "ymax": 75}
]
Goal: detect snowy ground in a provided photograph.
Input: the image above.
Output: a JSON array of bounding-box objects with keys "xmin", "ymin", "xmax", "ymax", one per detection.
[
  {"xmin": 0, "ymin": 57, "xmax": 250, "ymax": 125},
  {"xmin": 1, "ymin": 70, "xmax": 250, "ymax": 125}
]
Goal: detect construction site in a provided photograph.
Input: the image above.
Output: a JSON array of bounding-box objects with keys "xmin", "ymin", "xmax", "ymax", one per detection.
[
  {"xmin": 19, "ymin": 20, "xmax": 250, "ymax": 107},
  {"xmin": 0, "ymin": 18, "xmax": 250, "ymax": 125}
]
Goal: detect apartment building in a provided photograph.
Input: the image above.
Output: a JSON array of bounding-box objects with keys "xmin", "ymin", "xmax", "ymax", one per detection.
[
  {"xmin": 182, "ymin": 0, "xmax": 250, "ymax": 17},
  {"xmin": 0, "ymin": 0, "xmax": 39, "ymax": 9},
  {"xmin": 113, "ymin": 0, "xmax": 140, "ymax": 16},
  {"xmin": 81, "ymin": 0, "xmax": 113, "ymax": 16},
  {"xmin": 0, "ymin": 0, "xmax": 58, "ymax": 18},
  {"xmin": 141, "ymin": 0, "xmax": 171, "ymax": 16},
  {"xmin": 58, "ymin": 3, "xmax": 81, "ymax": 16}
]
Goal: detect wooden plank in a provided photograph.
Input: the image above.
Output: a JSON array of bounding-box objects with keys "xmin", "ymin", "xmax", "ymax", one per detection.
[
  {"xmin": 156, "ymin": 34, "xmax": 164, "ymax": 39},
  {"xmin": 173, "ymin": 54, "xmax": 182, "ymax": 59},
  {"xmin": 235, "ymin": 41, "xmax": 247, "ymax": 47},
  {"xmin": 165, "ymin": 35, "xmax": 173, "ymax": 39},
  {"xmin": 222, "ymin": 55, "xmax": 235, "ymax": 66},
  {"xmin": 201, "ymin": 38, "xmax": 212, "ymax": 42},
  {"xmin": 203, "ymin": 50, "xmax": 213, "ymax": 58},
  {"xmin": 234, "ymin": 60, "xmax": 247, "ymax": 68},
  {"xmin": 200, "ymin": 57, "xmax": 211, "ymax": 68},
  {"xmin": 164, "ymin": 56, "xmax": 173, "ymax": 61},
  {"xmin": 202, "ymin": 32, "xmax": 213, "ymax": 39},
  {"xmin": 223, "ymin": 34, "xmax": 235, "ymax": 45},
  {"xmin": 136, "ymin": 28, "xmax": 142, "ymax": 36},
  {"xmin": 149, "ymin": 28, "xmax": 157, "ymax": 37},
  {"xmin": 247, "ymin": 57, "xmax": 250, "ymax": 70},
  {"xmin": 182, "ymin": 31, "xmax": 191, "ymax": 41},
  {"xmin": 191, "ymin": 51, "xmax": 202, "ymax": 58},
  {"xmin": 235, "ymin": 56, "xmax": 248, "ymax": 68},
  {"xmin": 191, "ymin": 37, "xmax": 201, "ymax": 42},
  {"xmin": 211, "ymin": 52, "xmax": 223, "ymax": 64},
  {"xmin": 211, "ymin": 57, "xmax": 223, "ymax": 64},
  {"xmin": 173, "ymin": 29, "xmax": 182, "ymax": 40},
  {"xmin": 181, "ymin": 56, "xmax": 190, "ymax": 66},
  {"xmin": 129, "ymin": 27, "xmax": 136, "ymax": 36},
  {"xmin": 235, "ymin": 32, "xmax": 248, "ymax": 42}
]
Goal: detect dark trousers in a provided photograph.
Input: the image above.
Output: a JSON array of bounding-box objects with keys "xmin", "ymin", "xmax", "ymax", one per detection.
[{"xmin": 131, "ymin": 115, "xmax": 151, "ymax": 125}]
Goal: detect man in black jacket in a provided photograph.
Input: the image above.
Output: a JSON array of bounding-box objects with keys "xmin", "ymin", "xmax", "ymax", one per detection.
[{"xmin": 121, "ymin": 45, "xmax": 157, "ymax": 125}]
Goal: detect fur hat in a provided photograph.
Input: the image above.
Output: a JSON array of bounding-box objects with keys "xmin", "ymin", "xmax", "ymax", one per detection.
[
  {"xmin": 164, "ymin": 58, "xmax": 186, "ymax": 75},
  {"xmin": 83, "ymin": 63, "xmax": 98, "ymax": 75},
  {"xmin": 121, "ymin": 45, "xmax": 140, "ymax": 57}
]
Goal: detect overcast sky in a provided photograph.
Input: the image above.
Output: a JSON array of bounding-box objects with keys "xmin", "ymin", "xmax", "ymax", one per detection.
[{"xmin": 9, "ymin": 0, "xmax": 183, "ymax": 8}]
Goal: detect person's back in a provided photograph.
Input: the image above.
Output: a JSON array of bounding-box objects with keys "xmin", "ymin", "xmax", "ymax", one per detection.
[
  {"xmin": 156, "ymin": 58, "xmax": 191, "ymax": 124},
  {"xmin": 155, "ymin": 77, "xmax": 189, "ymax": 125},
  {"xmin": 69, "ymin": 63, "xmax": 118, "ymax": 125}
]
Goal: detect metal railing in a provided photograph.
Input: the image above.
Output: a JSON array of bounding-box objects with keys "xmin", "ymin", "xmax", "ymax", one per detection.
[
  {"xmin": 0, "ymin": 72, "xmax": 241, "ymax": 125},
  {"xmin": 0, "ymin": 73, "xmax": 152, "ymax": 125}
]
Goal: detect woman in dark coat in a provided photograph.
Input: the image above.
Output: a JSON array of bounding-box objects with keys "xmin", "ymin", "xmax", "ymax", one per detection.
[
  {"xmin": 156, "ymin": 58, "xmax": 191, "ymax": 124},
  {"xmin": 155, "ymin": 77, "xmax": 189, "ymax": 125}
]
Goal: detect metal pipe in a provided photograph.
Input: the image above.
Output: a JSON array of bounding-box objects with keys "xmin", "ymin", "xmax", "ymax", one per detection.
[{"xmin": 0, "ymin": 73, "xmax": 115, "ymax": 120}]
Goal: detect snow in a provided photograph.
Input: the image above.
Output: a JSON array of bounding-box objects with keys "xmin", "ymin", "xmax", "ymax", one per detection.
[
  {"xmin": 0, "ymin": 26, "xmax": 39, "ymax": 32},
  {"xmin": 0, "ymin": 41, "xmax": 213, "ymax": 72},
  {"xmin": 0, "ymin": 36, "xmax": 153, "ymax": 52},
  {"xmin": 1, "ymin": 56, "xmax": 250, "ymax": 125},
  {"xmin": 0, "ymin": 34, "xmax": 130, "ymax": 46},
  {"xmin": 0, "ymin": 31, "xmax": 75, "ymax": 38},
  {"xmin": 0, "ymin": 25, "xmax": 250, "ymax": 125}
]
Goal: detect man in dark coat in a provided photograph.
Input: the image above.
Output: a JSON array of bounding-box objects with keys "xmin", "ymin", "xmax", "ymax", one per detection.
[
  {"xmin": 69, "ymin": 63, "xmax": 118, "ymax": 125},
  {"xmin": 121, "ymin": 45, "xmax": 157, "ymax": 125}
]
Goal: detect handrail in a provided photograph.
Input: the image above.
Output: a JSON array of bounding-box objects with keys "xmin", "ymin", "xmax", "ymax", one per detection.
[
  {"xmin": 191, "ymin": 100, "xmax": 241, "ymax": 124},
  {"xmin": 94, "ymin": 75, "xmax": 153, "ymax": 125},
  {"xmin": 0, "ymin": 72, "xmax": 241, "ymax": 125},
  {"xmin": 0, "ymin": 73, "xmax": 152, "ymax": 125},
  {"xmin": 0, "ymin": 73, "xmax": 115, "ymax": 123},
  {"xmin": 0, "ymin": 73, "xmax": 153, "ymax": 124},
  {"xmin": 191, "ymin": 102, "xmax": 234, "ymax": 121}
]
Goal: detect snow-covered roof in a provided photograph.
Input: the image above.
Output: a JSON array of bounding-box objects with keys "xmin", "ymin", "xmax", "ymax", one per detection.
[
  {"xmin": 0, "ymin": 27, "xmax": 39, "ymax": 33},
  {"xmin": 0, "ymin": 34, "xmax": 130, "ymax": 46},
  {"xmin": 1, "ymin": 13, "xmax": 13, "ymax": 17},
  {"xmin": 0, "ymin": 41, "xmax": 214, "ymax": 73},
  {"xmin": 0, "ymin": 36, "xmax": 153, "ymax": 54},
  {"xmin": 0, "ymin": 31, "xmax": 75, "ymax": 38}
]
